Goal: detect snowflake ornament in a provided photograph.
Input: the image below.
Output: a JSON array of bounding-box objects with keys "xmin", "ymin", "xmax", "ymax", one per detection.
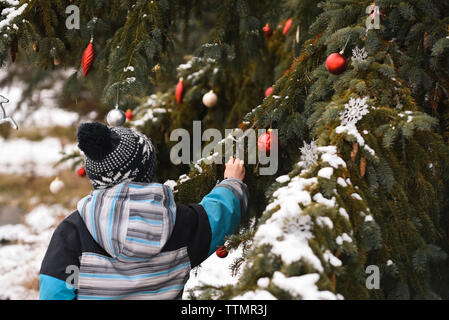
[
  {"xmin": 299, "ymin": 140, "xmax": 318, "ymax": 169},
  {"xmin": 339, "ymin": 97, "xmax": 370, "ymax": 127},
  {"xmin": 351, "ymin": 46, "xmax": 368, "ymax": 64}
]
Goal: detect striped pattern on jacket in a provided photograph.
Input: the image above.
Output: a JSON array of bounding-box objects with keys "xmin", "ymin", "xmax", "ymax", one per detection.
[{"xmin": 39, "ymin": 178, "xmax": 249, "ymax": 300}]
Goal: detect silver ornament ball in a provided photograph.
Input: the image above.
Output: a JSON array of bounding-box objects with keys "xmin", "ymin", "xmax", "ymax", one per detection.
[{"xmin": 107, "ymin": 108, "xmax": 126, "ymax": 127}]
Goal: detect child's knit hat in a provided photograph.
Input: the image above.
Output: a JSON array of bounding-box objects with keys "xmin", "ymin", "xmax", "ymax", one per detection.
[{"xmin": 77, "ymin": 122, "xmax": 157, "ymax": 189}]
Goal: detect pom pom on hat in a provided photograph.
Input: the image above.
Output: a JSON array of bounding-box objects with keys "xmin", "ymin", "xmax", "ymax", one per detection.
[{"xmin": 77, "ymin": 122, "xmax": 119, "ymax": 161}]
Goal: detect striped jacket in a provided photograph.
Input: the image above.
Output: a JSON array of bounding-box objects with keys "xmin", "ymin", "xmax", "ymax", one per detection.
[{"xmin": 39, "ymin": 178, "xmax": 248, "ymax": 300}]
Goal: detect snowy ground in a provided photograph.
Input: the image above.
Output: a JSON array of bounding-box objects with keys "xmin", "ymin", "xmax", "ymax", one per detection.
[
  {"xmin": 0, "ymin": 137, "xmax": 77, "ymax": 176},
  {"xmin": 0, "ymin": 205, "xmax": 66, "ymax": 300},
  {"xmin": 0, "ymin": 72, "xmax": 80, "ymax": 299},
  {"xmin": 0, "ymin": 68, "xmax": 79, "ymax": 128},
  {"xmin": 183, "ymin": 246, "xmax": 243, "ymax": 299}
]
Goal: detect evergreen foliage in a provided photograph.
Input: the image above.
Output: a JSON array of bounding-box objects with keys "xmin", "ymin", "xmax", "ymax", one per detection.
[{"xmin": 2, "ymin": 0, "xmax": 449, "ymax": 299}]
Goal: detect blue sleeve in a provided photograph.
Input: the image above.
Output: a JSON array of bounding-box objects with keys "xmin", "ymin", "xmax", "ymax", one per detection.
[
  {"xmin": 199, "ymin": 178, "xmax": 249, "ymax": 256},
  {"xmin": 39, "ymin": 274, "xmax": 76, "ymax": 300}
]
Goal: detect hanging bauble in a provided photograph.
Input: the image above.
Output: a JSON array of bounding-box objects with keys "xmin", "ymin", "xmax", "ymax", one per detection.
[
  {"xmin": 258, "ymin": 130, "xmax": 272, "ymax": 153},
  {"xmin": 325, "ymin": 52, "xmax": 347, "ymax": 75},
  {"xmin": 262, "ymin": 23, "xmax": 273, "ymax": 38},
  {"xmin": 81, "ymin": 38, "xmax": 95, "ymax": 77},
  {"xmin": 258, "ymin": 129, "xmax": 278, "ymax": 154},
  {"xmin": 202, "ymin": 90, "xmax": 218, "ymax": 108},
  {"xmin": 125, "ymin": 109, "xmax": 134, "ymax": 121},
  {"xmin": 265, "ymin": 86, "xmax": 273, "ymax": 97},
  {"xmin": 282, "ymin": 18, "xmax": 293, "ymax": 35},
  {"xmin": 175, "ymin": 78, "xmax": 184, "ymax": 104},
  {"xmin": 216, "ymin": 246, "xmax": 228, "ymax": 258},
  {"xmin": 107, "ymin": 107, "xmax": 126, "ymax": 127},
  {"xmin": 49, "ymin": 177, "xmax": 65, "ymax": 194},
  {"xmin": 107, "ymin": 87, "xmax": 126, "ymax": 126},
  {"xmin": 77, "ymin": 166, "xmax": 86, "ymax": 177}
]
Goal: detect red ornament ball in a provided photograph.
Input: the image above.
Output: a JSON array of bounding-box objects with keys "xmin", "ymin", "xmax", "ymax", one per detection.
[
  {"xmin": 216, "ymin": 246, "xmax": 228, "ymax": 258},
  {"xmin": 175, "ymin": 78, "xmax": 184, "ymax": 104},
  {"xmin": 125, "ymin": 109, "xmax": 134, "ymax": 121},
  {"xmin": 81, "ymin": 42, "xmax": 94, "ymax": 77},
  {"xmin": 77, "ymin": 167, "xmax": 86, "ymax": 177},
  {"xmin": 265, "ymin": 86, "xmax": 273, "ymax": 97},
  {"xmin": 262, "ymin": 23, "xmax": 273, "ymax": 38},
  {"xmin": 325, "ymin": 52, "xmax": 347, "ymax": 75},
  {"xmin": 258, "ymin": 130, "xmax": 276, "ymax": 153}
]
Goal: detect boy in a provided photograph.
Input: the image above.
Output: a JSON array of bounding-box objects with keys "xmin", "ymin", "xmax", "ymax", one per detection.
[{"xmin": 39, "ymin": 122, "xmax": 248, "ymax": 300}]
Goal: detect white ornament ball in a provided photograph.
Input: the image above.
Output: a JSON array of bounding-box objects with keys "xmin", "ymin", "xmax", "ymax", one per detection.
[
  {"xmin": 202, "ymin": 90, "xmax": 218, "ymax": 108},
  {"xmin": 106, "ymin": 108, "xmax": 126, "ymax": 126},
  {"xmin": 49, "ymin": 177, "xmax": 65, "ymax": 194}
]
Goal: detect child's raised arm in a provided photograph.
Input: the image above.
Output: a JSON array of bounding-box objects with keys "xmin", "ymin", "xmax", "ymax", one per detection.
[
  {"xmin": 200, "ymin": 158, "xmax": 248, "ymax": 256},
  {"xmin": 162, "ymin": 158, "xmax": 249, "ymax": 267}
]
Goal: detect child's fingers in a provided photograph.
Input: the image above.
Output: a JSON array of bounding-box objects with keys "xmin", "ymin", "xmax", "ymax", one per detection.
[
  {"xmin": 232, "ymin": 158, "xmax": 244, "ymax": 168},
  {"xmin": 224, "ymin": 157, "xmax": 245, "ymax": 181}
]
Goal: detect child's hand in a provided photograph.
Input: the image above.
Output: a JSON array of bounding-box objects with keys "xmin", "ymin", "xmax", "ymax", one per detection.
[{"xmin": 224, "ymin": 157, "xmax": 245, "ymax": 181}]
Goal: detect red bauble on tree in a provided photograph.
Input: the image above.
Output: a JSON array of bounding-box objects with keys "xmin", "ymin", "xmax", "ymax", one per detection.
[
  {"xmin": 216, "ymin": 246, "xmax": 228, "ymax": 258},
  {"xmin": 325, "ymin": 36, "xmax": 351, "ymax": 75},
  {"xmin": 282, "ymin": 18, "xmax": 293, "ymax": 35},
  {"xmin": 77, "ymin": 166, "xmax": 86, "ymax": 177},
  {"xmin": 265, "ymin": 86, "xmax": 273, "ymax": 97},
  {"xmin": 175, "ymin": 78, "xmax": 184, "ymax": 104},
  {"xmin": 81, "ymin": 38, "xmax": 95, "ymax": 77},
  {"xmin": 262, "ymin": 23, "xmax": 273, "ymax": 38},
  {"xmin": 258, "ymin": 129, "xmax": 277, "ymax": 154},
  {"xmin": 326, "ymin": 52, "xmax": 347, "ymax": 75},
  {"xmin": 325, "ymin": 52, "xmax": 347, "ymax": 75},
  {"xmin": 125, "ymin": 109, "xmax": 134, "ymax": 121}
]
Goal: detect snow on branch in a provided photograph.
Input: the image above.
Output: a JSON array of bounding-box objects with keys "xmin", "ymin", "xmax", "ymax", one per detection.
[
  {"xmin": 0, "ymin": 1, "xmax": 27, "ymax": 31},
  {"xmin": 246, "ymin": 145, "xmax": 365, "ymax": 299}
]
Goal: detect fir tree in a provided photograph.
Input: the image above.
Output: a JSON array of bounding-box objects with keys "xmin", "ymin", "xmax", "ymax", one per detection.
[{"xmin": 2, "ymin": 0, "xmax": 449, "ymax": 299}]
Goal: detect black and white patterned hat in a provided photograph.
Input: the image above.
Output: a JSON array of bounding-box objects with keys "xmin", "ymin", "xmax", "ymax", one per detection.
[{"xmin": 77, "ymin": 122, "xmax": 157, "ymax": 189}]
